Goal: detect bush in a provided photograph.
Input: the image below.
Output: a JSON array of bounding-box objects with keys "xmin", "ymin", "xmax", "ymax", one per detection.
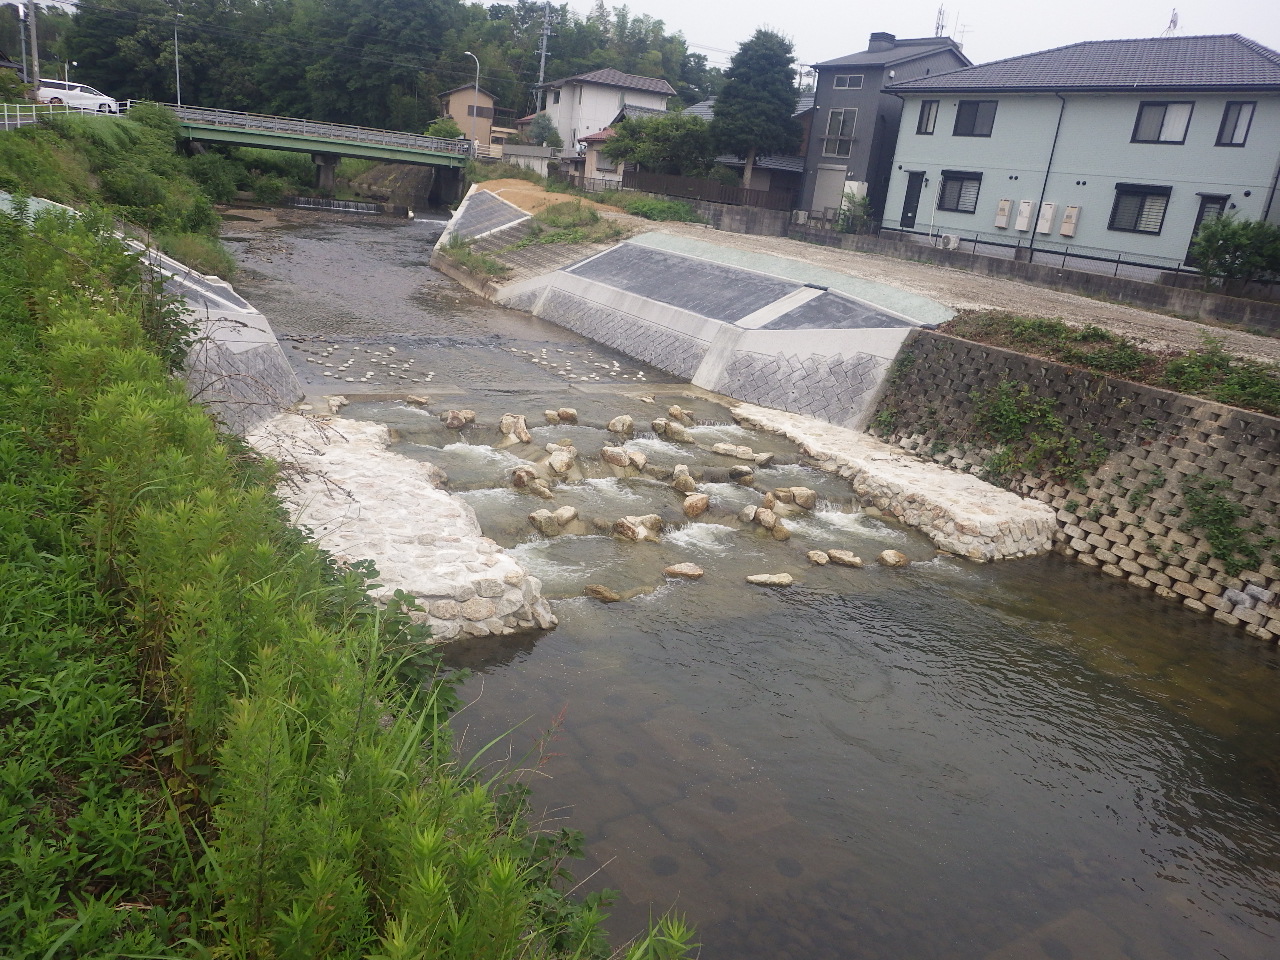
[
  {"xmin": 251, "ymin": 172, "xmax": 286, "ymax": 204},
  {"xmin": 621, "ymin": 196, "xmax": 702, "ymax": 222},
  {"xmin": 1190, "ymin": 214, "xmax": 1280, "ymax": 288},
  {"xmin": 156, "ymin": 231, "xmax": 238, "ymax": 279},
  {"xmin": 425, "ymin": 116, "xmax": 463, "ymax": 139},
  {"xmin": 186, "ymin": 151, "xmax": 241, "ymax": 204},
  {"xmin": 528, "ymin": 111, "xmax": 563, "ymax": 148},
  {"xmin": 536, "ymin": 200, "xmax": 600, "ymax": 229}
]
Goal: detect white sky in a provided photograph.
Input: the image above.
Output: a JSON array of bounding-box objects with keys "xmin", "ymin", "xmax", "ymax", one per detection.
[{"xmin": 585, "ymin": 1, "xmax": 1280, "ymax": 72}]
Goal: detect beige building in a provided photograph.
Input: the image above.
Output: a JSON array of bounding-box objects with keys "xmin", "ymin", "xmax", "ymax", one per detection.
[{"xmin": 439, "ymin": 84, "xmax": 499, "ymax": 144}]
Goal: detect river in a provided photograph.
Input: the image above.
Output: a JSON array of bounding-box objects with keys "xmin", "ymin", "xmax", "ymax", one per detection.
[{"xmin": 228, "ymin": 208, "xmax": 1280, "ymax": 960}]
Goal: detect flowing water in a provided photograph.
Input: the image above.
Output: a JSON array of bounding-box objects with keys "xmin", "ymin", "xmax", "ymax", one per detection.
[{"xmin": 231, "ymin": 209, "xmax": 1280, "ymax": 959}]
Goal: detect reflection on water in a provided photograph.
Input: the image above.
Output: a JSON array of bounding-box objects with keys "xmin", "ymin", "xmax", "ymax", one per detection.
[
  {"xmin": 403, "ymin": 408, "xmax": 1280, "ymax": 960},
  {"xmin": 240, "ymin": 212, "xmax": 1280, "ymax": 960}
]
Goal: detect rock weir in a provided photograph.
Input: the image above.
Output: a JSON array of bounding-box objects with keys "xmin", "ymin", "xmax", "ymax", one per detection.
[
  {"xmin": 247, "ymin": 413, "xmax": 556, "ymax": 640},
  {"xmin": 733, "ymin": 403, "xmax": 1056, "ymax": 562}
]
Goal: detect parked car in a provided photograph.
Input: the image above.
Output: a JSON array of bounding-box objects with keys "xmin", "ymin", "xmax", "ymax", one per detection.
[{"xmin": 36, "ymin": 79, "xmax": 118, "ymax": 113}]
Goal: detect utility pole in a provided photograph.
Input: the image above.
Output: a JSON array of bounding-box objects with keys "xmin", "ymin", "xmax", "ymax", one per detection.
[
  {"xmin": 174, "ymin": 10, "xmax": 183, "ymax": 106},
  {"xmin": 535, "ymin": 2, "xmax": 552, "ymax": 111},
  {"xmin": 26, "ymin": 0, "xmax": 40, "ymax": 88}
]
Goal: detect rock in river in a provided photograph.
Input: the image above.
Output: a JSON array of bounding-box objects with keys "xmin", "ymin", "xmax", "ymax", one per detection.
[
  {"xmin": 683, "ymin": 493, "xmax": 710, "ymax": 519},
  {"xmin": 746, "ymin": 573, "xmax": 794, "ymax": 587},
  {"xmin": 584, "ymin": 584, "xmax": 622, "ymax": 603},
  {"xmin": 879, "ymin": 549, "xmax": 910, "ymax": 567},
  {"xmin": 664, "ymin": 562, "xmax": 705, "ymax": 579},
  {"xmin": 828, "ymin": 550, "xmax": 864, "ymax": 567}
]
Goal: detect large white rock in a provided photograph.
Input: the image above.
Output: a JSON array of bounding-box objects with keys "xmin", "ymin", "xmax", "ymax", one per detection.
[
  {"xmin": 732, "ymin": 403, "xmax": 1057, "ymax": 562},
  {"xmin": 247, "ymin": 413, "xmax": 557, "ymax": 639}
]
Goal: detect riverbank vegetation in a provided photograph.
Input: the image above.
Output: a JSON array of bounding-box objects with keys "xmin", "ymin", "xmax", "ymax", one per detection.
[
  {"xmin": 0, "ymin": 202, "xmax": 693, "ymax": 957},
  {"xmin": 944, "ymin": 312, "xmax": 1280, "ymax": 417}
]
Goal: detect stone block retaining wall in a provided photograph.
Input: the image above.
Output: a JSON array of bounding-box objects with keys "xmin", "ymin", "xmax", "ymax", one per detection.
[{"xmin": 872, "ymin": 331, "xmax": 1280, "ymax": 641}]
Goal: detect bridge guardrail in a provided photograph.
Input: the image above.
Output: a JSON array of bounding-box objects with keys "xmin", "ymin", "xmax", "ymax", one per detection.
[{"xmin": 126, "ymin": 102, "xmax": 473, "ymax": 158}]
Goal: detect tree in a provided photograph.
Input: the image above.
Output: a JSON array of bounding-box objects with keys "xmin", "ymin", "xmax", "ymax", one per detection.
[
  {"xmin": 710, "ymin": 29, "xmax": 800, "ymax": 190},
  {"xmin": 527, "ymin": 111, "xmax": 561, "ymax": 148},
  {"xmin": 601, "ymin": 113, "xmax": 713, "ymax": 175},
  {"xmin": 1190, "ymin": 215, "xmax": 1280, "ymax": 291},
  {"xmin": 426, "ymin": 116, "xmax": 463, "ymax": 138}
]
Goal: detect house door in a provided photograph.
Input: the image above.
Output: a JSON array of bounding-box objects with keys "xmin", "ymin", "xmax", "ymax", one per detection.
[
  {"xmin": 1185, "ymin": 194, "xmax": 1229, "ymax": 265},
  {"xmin": 901, "ymin": 172, "xmax": 925, "ymax": 229}
]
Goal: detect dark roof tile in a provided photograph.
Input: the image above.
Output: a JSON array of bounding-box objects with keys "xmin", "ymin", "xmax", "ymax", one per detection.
[
  {"xmin": 815, "ymin": 37, "xmax": 967, "ymax": 68},
  {"xmin": 889, "ymin": 34, "xmax": 1280, "ymax": 92},
  {"xmin": 548, "ymin": 67, "xmax": 676, "ymax": 96}
]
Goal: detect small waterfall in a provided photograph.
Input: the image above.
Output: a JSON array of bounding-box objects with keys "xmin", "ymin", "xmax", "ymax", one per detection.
[{"xmin": 286, "ymin": 196, "xmax": 387, "ymax": 215}]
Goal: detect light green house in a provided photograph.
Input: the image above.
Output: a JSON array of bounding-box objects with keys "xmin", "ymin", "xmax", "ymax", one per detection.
[{"xmin": 880, "ymin": 34, "xmax": 1280, "ymax": 278}]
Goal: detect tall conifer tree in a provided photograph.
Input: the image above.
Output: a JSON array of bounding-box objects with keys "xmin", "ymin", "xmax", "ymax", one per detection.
[{"xmin": 711, "ymin": 29, "xmax": 800, "ymax": 190}]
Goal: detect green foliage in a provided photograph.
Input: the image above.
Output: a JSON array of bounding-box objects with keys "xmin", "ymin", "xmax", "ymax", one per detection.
[
  {"xmin": 0, "ymin": 207, "xmax": 693, "ymax": 958},
  {"xmin": 1189, "ymin": 214, "xmax": 1280, "ymax": 287},
  {"xmin": 156, "ymin": 231, "xmax": 238, "ymax": 278},
  {"xmin": 440, "ymin": 236, "xmax": 510, "ymax": 276},
  {"xmin": 536, "ymin": 200, "xmax": 600, "ymax": 229},
  {"xmin": 1127, "ymin": 468, "xmax": 1167, "ymax": 510},
  {"xmin": 425, "ymin": 115, "xmax": 464, "ymax": 139},
  {"xmin": 1162, "ymin": 337, "xmax": 1280, "ymax": 417},
  {"xmin": 620, "ymin": 196, "xmax": 702, "ymax": 222},
  {"xmin": 186, "ymin": 151, "xmax": 241, "ymax": 204},
  {"xmin": 0, "ymin": 68, "xmax": 27, "ymax": 103},
  {"xmin": 602, "ymin": 113, "xmax": 714, "ymax": 175},
  {"xmin": 836, "ymin": 196, "xmax": 875, "ymax": 235},
  {"xmin": 528, "ymin": 112, "xmax": 563, "ymax": 148},
  {"xmin": 945, "ymin": 313, "xmax": 1280, "ymax": 417},
  {"xmin": 1180, "ymin": 477, "xmax": 1278, "ymax": 577},
  {"xmin": 970, "ymin": 380, "xmax": 1109, "ymax": 483},
  {"xmin": 711, "ymin": 30, "xmax": 801, "ymax": 184}
]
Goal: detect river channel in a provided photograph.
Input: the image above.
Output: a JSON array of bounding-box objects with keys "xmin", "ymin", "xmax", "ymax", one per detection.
[{"xmin": 228, "ymin": 209, "xmax": 1280, "ymax": 960}]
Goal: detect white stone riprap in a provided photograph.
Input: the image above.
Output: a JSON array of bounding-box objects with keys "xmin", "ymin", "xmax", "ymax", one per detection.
[
  {"xmin": 246, "ymin": 413, "xmax": 556, "ymax": 640},
  {"xmin": 731, "ymin": 403, "xmax": 1057, "ymax": 562}
]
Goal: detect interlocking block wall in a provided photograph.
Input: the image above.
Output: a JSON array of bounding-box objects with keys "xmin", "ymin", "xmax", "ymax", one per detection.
[{"xmin": 873, "ymin": 331, "xmax": 1280, "ymax": 642}]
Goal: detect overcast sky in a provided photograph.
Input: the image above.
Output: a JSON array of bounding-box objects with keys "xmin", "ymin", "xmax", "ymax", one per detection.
[{"xmin": 586, "ymin": 1, "xmax": 1280, "ymax": 72}]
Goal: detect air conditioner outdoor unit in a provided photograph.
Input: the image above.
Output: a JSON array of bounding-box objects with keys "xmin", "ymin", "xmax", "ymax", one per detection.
[{"xmin": 940, "ymin": 233, "xmax": 961, "ymax": 250}]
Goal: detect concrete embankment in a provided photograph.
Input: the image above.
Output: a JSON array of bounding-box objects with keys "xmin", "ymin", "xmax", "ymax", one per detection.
[
  {"xmin": 873, "ymin": 331, "xmax": 1280, "ymax": 641},
  {"xmin": 433, "ymin": 186, "xmax": 1059, "ymax": 563}
]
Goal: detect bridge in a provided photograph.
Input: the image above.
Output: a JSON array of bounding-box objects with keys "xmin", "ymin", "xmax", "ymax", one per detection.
[{"xmin": 2, "ymin": 101, "xmax": 474, "ymax": 196}]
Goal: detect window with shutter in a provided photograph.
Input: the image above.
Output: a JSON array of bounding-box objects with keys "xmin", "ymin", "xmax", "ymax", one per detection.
[
  {"xmin": 1108, "ymin": 184, "xmax": 1171, "ymax": 234},
  {"xmin": 938, "ymin": 171, "xmax": 982, "ymax": 213}
]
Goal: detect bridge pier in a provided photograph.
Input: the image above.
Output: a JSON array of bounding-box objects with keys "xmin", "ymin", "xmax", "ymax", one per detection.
[
  {"xmin": 431, "ymin": 166, "xmax": 468, "ymax": 208},
  {"xmin": 312, "ymin": 153, "xmax": 341, "ymax": 195}
]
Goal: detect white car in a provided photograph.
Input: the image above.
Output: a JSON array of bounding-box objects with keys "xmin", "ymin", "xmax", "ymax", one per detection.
[{"xmin": 36, "ymin": 79, "xmax": 119, "ymax": 113}]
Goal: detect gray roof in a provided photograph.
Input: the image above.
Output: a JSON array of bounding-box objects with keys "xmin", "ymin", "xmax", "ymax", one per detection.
[
  {"xmin": 546, "ymin": 67, "xmax": 676, "ymax": 96},
  {"xmin": 714, "ymin": 154, "xmax": 806, "ymax": 174},
  {"xmin": 889, "ymin": 34, "xmax": 1280, "ymax": 93},
  {"xmin": 681, "ymin": 96, "xmax": 813, "ymax": 120},
  {"xmin": 815, "ymin": 37, "xmax": 966, "ymax": 69}
]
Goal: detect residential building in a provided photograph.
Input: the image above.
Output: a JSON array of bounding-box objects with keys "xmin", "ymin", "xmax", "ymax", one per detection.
[
  {"xmin": 574, "ymin": 103, "xmax": 668, "ymax": 184},
  {"xmin": 881, "ymin": 34, "xmax": 1280, "ymax": 276},
  {"xmin": 540, "ymin": 68, "xmax": 675, "ymax": 151},
  {"xmin": 439, "ymin": 84, "xmax": 499, "ymax": 144},
  {"xmin": 683, "ymin": 96, "xmax": 816, "ymax": 198},
  {"xmin": 801, "ymin": 32, "xmax": 970, "ymax": 217}
]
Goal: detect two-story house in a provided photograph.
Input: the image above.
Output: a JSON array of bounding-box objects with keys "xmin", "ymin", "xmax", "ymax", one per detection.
[
  {"xmin": 801, "ymin": 32, "xmax": 970, "ymax": 217},
  {"xmin": 539, "ymin": 68, "xmax": 675, "ymax": 151},
  {"xmin": 881, "ymin": 34, "xmax": 1280, "ymax": 274}
]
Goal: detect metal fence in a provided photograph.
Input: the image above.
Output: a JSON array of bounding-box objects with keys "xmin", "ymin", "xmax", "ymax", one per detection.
[{"xmin": 0, "ymin": 100, "xmax": 126, "ymax": 129}]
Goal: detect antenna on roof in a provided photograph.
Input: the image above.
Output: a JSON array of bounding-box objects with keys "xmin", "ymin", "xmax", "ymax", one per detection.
[
  {"xmin": 1161, "ymin": 9, "xmax": 1179, "ymax": 37},
  {"xmin": 935, "ymin": 5, "xmax": 946, "ymax": 37}
]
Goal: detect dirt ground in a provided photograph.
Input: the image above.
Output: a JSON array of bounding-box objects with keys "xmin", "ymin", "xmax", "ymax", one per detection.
[{"xmin": 473, "ymin": 180, "xmax": 1280, "ymax": 364}]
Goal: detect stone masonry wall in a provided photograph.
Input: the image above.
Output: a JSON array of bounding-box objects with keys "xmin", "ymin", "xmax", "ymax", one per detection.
[{"xmin": 871, "ymin": 331, "xmax": 1280, "ymax": 642}]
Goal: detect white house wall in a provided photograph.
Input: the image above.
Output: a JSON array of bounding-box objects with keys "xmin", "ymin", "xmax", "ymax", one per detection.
[
  {"xmin": 545, "ymin": 84, "xmax": 669, "ymax": 149},
  {"xmin": 883, "ymin": 91, "xmax": 1280, "ymax": 267}
]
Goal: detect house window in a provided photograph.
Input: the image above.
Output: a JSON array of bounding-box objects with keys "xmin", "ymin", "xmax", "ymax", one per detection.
[
  {"xmin": 466, "ymin": 105, "xmax": 494, "ymax": 119},
  {"xmin": 1217, "ymin": 102, "xmax": 1254, "ymax": 146},
  {"xmin": 833, "ymin": 74, "xmax": 864, "ymax": 89},
  {"xmin": 953, "ymin": 100, "xmax": 997, "ymax": 137},
  {"xmin": 938, "ymin": 170, "xmax": 982, "ymax": 213},
  {"xmin": 822, "ymin": 108, "xmax": 857, "ymax": 157},
  {"xmin": 552, "ymin": 89, "xmax": 560, "ymax": 104},
  {"xmin": 1132, "ymin": 102, "xmax": 1193, "ymax": 143},
  {"xmin": 1109, "ymin": 183, "xmax": 1171, "ymax": 234},
  {"xmin": 916, "ymin": 100, "xmax": 938, "ymax": 135}
]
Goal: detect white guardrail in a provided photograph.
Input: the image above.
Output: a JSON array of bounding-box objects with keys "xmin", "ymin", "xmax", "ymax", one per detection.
[{"xmin": 2, "ymin": 100, "xmax": 475, "ymax": 158}]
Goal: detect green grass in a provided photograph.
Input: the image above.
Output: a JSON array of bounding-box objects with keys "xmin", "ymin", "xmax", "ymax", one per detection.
[
  {"xmin": 945, "ymin": 311, "xmax": 1280, "ymax": 417},
  {"xmin": 0, "ymin": 207, "xmax": 694, "ymax": 958},
  {"xmin": 618, "ymin": 196, "xmax": 702, "ymax": 222}
]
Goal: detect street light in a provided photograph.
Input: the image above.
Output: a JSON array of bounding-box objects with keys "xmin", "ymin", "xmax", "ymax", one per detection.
[
  {"xmin": 463, "ymin": 50, "xmax": 479, "ymax": 151},
  {"xmin": 174, "ymin": 12, "xmax": 183, "ymax": 106}
]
